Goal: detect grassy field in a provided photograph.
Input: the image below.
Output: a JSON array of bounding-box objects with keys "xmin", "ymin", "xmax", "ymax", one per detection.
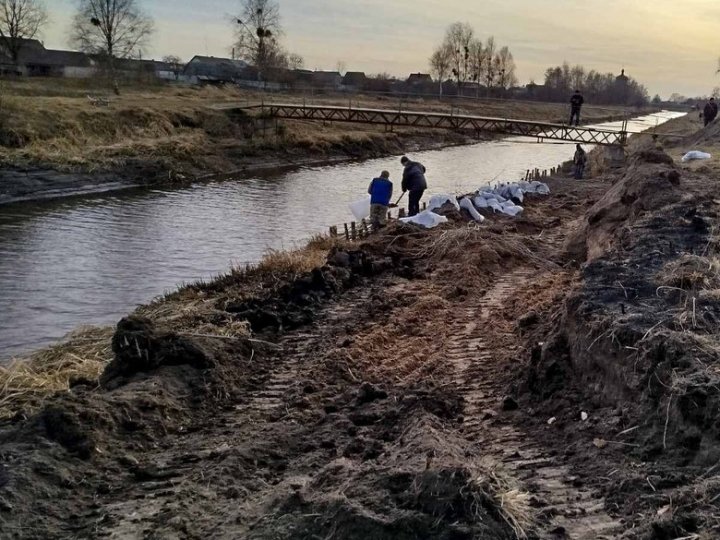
[{"xmin": 0, "ymin": 77, "xmax": 649, "ymax": 183}]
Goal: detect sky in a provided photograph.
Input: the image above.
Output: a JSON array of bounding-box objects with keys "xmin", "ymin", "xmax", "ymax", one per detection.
[{"xmin": 45, "ymin": 0, "xmax": 720, "ymax": 98}]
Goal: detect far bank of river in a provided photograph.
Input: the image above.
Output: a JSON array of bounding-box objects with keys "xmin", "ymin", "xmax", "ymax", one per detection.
[{"xmin": 0, "ymin": 111, "xmax": 685, "ymax": 359}]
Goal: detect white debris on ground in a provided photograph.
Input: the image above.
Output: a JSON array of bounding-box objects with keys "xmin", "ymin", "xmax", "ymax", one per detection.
[
  {"xmin": 399, "ymin": 210, "xmax": 449, "ymax": 229},
  {"xmin": 681, "ymin": 151, "xmax": 711, "ymax": 163},
  {"xmin": 427, "ymin": 194, "xmax": 461, "ymax": 212},
  {"xmin": 458, "ymin": 198, "xmax": 485, "ymax": 222}
]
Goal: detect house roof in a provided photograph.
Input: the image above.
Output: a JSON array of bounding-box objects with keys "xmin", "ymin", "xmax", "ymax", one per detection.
[
  {"xmin": 0, "ymin": 38, "xmax": 94, "ymax": 68},
  {"xmin": 38, "ymin": 50, "xmax": 94, "ymax": 68},
  {"xmin": 312, "ymin": 71, "xmax": 342, "ymax": 84},
  {"xmin": 187, "ymin": 55, "xmax": 248, "ymax": 69},
  {"xmin": 342, "ymin": 71, "xmax": 367, "ymax": 85},
  {"xmin": 407, "ymin": 73, "xmax": 432, "ymax": 83}
]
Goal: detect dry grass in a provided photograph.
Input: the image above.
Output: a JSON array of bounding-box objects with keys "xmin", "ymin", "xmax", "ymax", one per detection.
[
  {"xmin": 0, "ymin": 326, "xmax": 113, "ymax": 419},
  {"xmin": 657, "ymin": 254, "xmax": 720, "ymax": 291},
  {"xmin": 0, "ymin": 77, "xmax": 641, "ymax": 174},
  {"xmin": 471, "ymin": 467, "xmax": 535, "ymax": 539}
]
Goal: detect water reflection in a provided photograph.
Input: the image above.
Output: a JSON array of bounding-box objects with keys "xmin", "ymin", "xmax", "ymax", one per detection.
[{"xmin": 0, "ymin": 111, "xmax": 685, "ymax": 358}]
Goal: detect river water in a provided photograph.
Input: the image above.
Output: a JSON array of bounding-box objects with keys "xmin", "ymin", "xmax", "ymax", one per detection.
[{"xmin": 0, "ymin": 111, "xmax": 684, "ymax": 359}]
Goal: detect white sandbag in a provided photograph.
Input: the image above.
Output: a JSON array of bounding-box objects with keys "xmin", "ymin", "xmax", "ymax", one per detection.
[
  {"xmin": 487, "ymin": 200, "xmax": 504, "ymax": 213},
  {"xmin": 500, "ymin": 201, "xmax": 524, "ymax": 216},
  {"xmin": 529, "ymin": 181, "xmax": 550, "ymax": 195},
  {"xmin": 399, "ymin": 210, "xmax": 448, "ymax": 229},
  {"xmin": 681, "ymin": 151, "xmax": 711, "ymax": 163},
  {"xmin": 427, "ymin": 194, "xmax": 460, "ymax": 212},
  {"xmin": 459, "ymin": 197, "xmax": 485, "ymax": 222},
  {"xmin": 473, "ymin": 195, "xmax": 489, "ymax": 208},
  {"xmin": 518, "ymin": 181, "xmax": 532, "ymax": 191},
  {"xmin": 348, "ymin": 196, "xmax": 371, "ymax": 220}
]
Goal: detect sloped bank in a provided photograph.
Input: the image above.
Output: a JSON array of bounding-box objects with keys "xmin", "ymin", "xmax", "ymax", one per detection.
[
  {"xmin": 522, "ymin": 143, "xmax": 720, "ymax": 538},
  {"xmin": 0, "ymin": 228, "xmax": 530, "ymax": 539}
]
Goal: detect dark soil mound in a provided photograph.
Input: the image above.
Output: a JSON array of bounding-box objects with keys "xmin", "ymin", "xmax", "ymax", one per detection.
[
  {"xmin": 103, "ymin": 315, "xmax": 215, "ymax": 386},
  {"xmin": 522, "ymin": 147, "xmax": 720, "ymax": 537},
  {"xmin": 565, "ymin": 146, "xmax": 681, "ymax": 262}
]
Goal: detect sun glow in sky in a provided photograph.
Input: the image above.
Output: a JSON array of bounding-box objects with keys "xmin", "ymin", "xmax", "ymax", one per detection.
[{"xmin": 46, "ymin": 0, "xmax": 720, "ymax": 97}]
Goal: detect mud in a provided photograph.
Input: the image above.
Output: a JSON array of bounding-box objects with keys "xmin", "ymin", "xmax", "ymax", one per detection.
[
  {"xmin": 2, "ymin": 134, "xmax": 720, "ymax": 539},
  {"xmin": 523, "ymin": 144, "xmax": 720, "ymax": 538}
]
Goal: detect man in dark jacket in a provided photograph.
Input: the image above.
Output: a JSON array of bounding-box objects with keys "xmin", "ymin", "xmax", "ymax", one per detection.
[
  {"xmin": 573, "ymin": 144, "xmax": 587, "ymax": 179},
  {"xmin": 367, "ymin": 170, "xmax": 393, "ymax": 229},
  {"xmin": 569, "ymin": 90, "xmax": 584, "ymax": 126},
  {"xmin": 400, "ymin": 156, "xmax": 427, "ymax": 217},
  {"xmin": 703, "ymin": 98, "xmax": 718, "ymax": 127}
]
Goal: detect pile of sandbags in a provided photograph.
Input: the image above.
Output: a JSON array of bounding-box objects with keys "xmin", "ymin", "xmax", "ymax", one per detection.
[
  {"xmin": 472, "ymin": 181, "xmax": 550, "ymax": 217},
  {"xmin": 395, "ymin": 180, "xmax": 550, "ymax": 229}
]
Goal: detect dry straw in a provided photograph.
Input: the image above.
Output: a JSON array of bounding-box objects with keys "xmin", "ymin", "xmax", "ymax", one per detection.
[{"xmin": 0, "ymin": 326, "xmax": 113, "ymax": 419}]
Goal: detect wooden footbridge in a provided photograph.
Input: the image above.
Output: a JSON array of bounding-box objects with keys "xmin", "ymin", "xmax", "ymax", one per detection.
[{"xmin": 238, "ymin": 103, "xmax": 630, "ymax": 146}]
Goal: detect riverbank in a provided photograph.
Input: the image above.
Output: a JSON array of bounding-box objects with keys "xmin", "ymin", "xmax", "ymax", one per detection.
[
  {"xmin": 0, "ymin": 78, "xmax": 651, "ymax": 205},
  {"xmin": 2, "ymin": 113, "xmax": 718, "ymax": 538}
]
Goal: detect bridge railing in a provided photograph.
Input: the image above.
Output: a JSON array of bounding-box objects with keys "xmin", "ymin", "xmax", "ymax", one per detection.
[{"xmin": 253, "ymin": 102, "xmax": 629, "ymax": 146}]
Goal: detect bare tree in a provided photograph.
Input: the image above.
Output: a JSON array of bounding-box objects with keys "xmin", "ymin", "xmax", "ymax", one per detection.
[
  {"xmin": 233, "ymin": 0, "xmax": 285, "ymax": 81},
  {"xmin": 570, "ymin": 65, "xmax": 585, "ymax": 92},
  {"xmin": 0, "ymin": 0, "xmax": 48, "ymax": 66},
  {"xmin": 71, "ymin": 0, "xmax": 154, "ymax": 93},
  {"xmin": 429, "ymin": 43, "xmax": 452, "ymax": 97},
  {"xmin": 162, "ymin": 54, "xmax": 183, "ymax": 80},
  {"xmin": 443, "ymin": 22, "xmax": 474, "ymax": 93},
  {"xmin": 468, "ymin": 38, "xmax": 487, "ymax": 97},
  {"xmin": 287, "ymin": 52, "xmax": 303, "ymax": 70},
  {"xmin": 335, "ymin": 60, "xmax": 346, "ymax": 75},
  {"xmin": 483, "ymin": 36, "xmax": 496, "ymax": 94},
  {"xmin": 495, "ymin": 46, "xmax": 517, "ymax": 91}
]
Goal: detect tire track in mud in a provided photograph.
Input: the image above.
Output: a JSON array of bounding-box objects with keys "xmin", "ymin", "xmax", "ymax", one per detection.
[
  {"xmin": 446, "ymin": 267, "xmax": 622, "ymax": 540},
  {"xmin": 96, "ymin": 289, "xmax": 374, "ymax": 538}
]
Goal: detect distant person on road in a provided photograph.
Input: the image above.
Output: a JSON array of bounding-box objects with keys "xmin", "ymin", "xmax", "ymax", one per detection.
[
  {"xmin": 573, "ymin": 144, "xmax": 587, "ymax": 179},
  {"xmin": 569, "ymin": 90, "xmax": 584, "ymax": 126},
  {"xmin": 401, "ymin": 156, "xmax": 427, "ymax": 217},
  {"xmin": 703, "ymin": 98, "xmax": 718, "ymax": 127},
  {"xmin": 367, "ymin": 170, "xmax": 393, "ymax": 229}
]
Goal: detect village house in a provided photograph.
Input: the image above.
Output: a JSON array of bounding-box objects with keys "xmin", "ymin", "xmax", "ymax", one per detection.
[
  {"xmin": 183, "ymin": 56, "xmax": 251, "ymax": 84},
  {"xmin": 341, "ymin": 71, "xmax": 367, "ymax": 91},
  {"xmin": 0, "ymin": 38, "xmax": 96, "ymax": 78},
  {"xmin": 311, "ymin": 71, "xmax": 342, "ymax": 90},
  {"xmin": 406, "ymin": 73, "xmax": 432, "ymax": 85}
]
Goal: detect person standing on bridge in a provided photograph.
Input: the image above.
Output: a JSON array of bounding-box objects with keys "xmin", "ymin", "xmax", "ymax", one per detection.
[
  {"xmin": 401, "ymin": 156, "xmax": 427, "ymax": 217},
  {"xmin": 703, "ymin": 98, "xmax": 718, "ymax": 127},
  {"xmin": 367, "ymin": 170, "xmax": 393, "ymax": 229},
  {"xmin": 569, "ymin": 90, "xmax": 584, "ymax": 126},
  {"xmin": 573, "ymin": 144, "xmax": 588, "ymax": 180}
]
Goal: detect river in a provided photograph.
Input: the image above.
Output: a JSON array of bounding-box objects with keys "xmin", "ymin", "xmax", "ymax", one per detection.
[{"xmin": 0, "ymin": 111, "xmax": 684, "ymax": 359}]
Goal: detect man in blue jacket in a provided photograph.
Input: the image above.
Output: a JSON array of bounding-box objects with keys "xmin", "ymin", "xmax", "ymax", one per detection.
[
  {"xmin": 368, "ymin": 170, "xmax": 393, "ymax": 229},
  {"xmin": 400, "ymin": 156, "xmax": 427, "ymax": 216}
]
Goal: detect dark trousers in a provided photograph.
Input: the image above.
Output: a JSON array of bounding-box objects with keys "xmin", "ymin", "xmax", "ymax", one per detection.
[
  {"xmin": 574, "ymin": 163, "xmax": 585, "ymax": 179},
  {"xmin": 570, "ymin": 108, "xmax": 581, "ymax": 126},
  {"xmin": 408, "ymin": 189, "xmax": 424, "ymax": 217}
]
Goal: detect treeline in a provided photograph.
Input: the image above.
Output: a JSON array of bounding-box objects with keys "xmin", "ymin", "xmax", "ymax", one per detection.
[
  {"xmin": 536, "ymin": 63, "xmax": 649, "ymax": 106},
  {"xmin": 429, "ymin": 22, "xmax": 517, "ymax": 97}
]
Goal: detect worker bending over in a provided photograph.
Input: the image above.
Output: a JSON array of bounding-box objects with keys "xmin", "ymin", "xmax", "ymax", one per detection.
[
  {"xmin": 368, "ymin": 170, "xmax": 393, "ymax": 229},
  {"xmin": 400, "ymin": 156, "xmax": 427, "ymax": 217}
]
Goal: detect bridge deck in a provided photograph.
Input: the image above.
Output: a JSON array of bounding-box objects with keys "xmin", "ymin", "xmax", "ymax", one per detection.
[{"xmin": 238, "ymin": 103, "xmax": 630, "ymax": 146}]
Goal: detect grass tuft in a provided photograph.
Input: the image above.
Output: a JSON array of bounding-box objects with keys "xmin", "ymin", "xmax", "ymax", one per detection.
[{"xmin": 0, "ymin": 326, "xmax": 113, "ymax": 419}]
